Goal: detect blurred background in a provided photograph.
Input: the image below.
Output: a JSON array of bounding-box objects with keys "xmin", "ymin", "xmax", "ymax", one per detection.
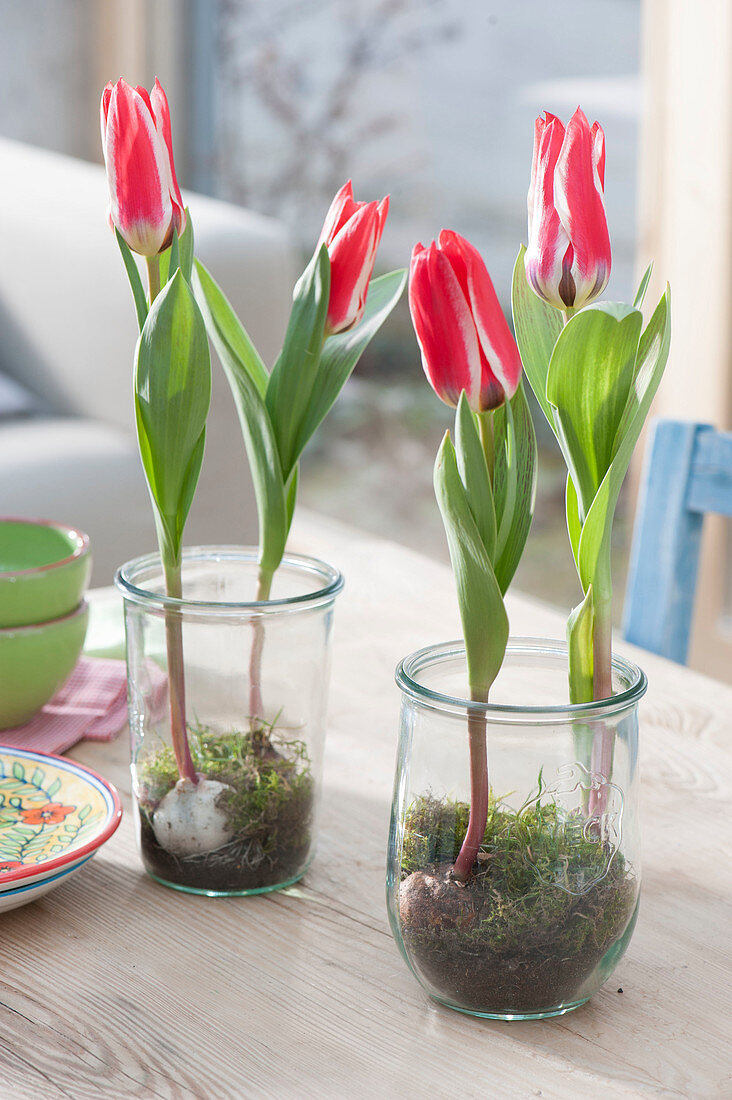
[{"xmin": 0, "ymin": 0, "xmax": 730, "ymax": 677}]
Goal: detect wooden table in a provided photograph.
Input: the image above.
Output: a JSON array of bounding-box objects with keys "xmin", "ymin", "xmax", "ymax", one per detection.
[{"xmin": 1, "ymin": 515, "xmax": 730, "ymax": 1099}]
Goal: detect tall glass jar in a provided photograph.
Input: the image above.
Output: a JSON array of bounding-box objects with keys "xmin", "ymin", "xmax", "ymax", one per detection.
[
  {"xmin": 387, "ymin": 639, "xmax": 645, "ymax": 1020},
  {"xmin": 116, "ymin": 547, "xmax": 343, "ymax": 896}
]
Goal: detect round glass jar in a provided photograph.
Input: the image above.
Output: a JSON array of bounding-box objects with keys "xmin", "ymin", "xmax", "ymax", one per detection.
[
  {"xmin": 387, "ymin": 638, "xmax": 645, "ymax": 1020},
  {"xmin": 116, "ymin": 547, "xmax": 343, "ymax": 896}
]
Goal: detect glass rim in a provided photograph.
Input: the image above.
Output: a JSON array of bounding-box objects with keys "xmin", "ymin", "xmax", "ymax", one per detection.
[
  {"xmin": 115, "ymin": 545, "xmax": 344, "ymax": 615},
  {"xmin": 395, "ymin": 637, "xmax": 648, "ymax": 722}
]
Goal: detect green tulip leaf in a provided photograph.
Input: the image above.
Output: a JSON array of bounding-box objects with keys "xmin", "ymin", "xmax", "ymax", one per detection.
[
  {"xmin": 178, "ymin": 211, "xmax": 194, "ymax": 282},
  {"xmin": 511, "ymin": 245, "xmax": 563, "ymax": 432},
  {"xmin": 492, "ymin": 381, "xmax": 537, "ymax": 595},
  {"xmin": 134, "ymin": 269, "xmax": 211, "ymax": 565},
  {"xmin": 576, "ymin": 286, "xmax": 671, "ymax": 596},
  {"xmin": 633, "ymin": 262, "xmax": 653, "ymax": 310},
  {"xmin": 290, "ymin": 268, "xmax": 407, "ymax": 463},
  {"xmin": 165, "ymin": 231, "xmax": 180, "ymax": 283},
  {"xmin": 192, "ymin": 261, "xmax": 288, "ymax": 575},
  {"xmin": 454, "ymin": 394, "xmax": 496, "ymax": 562},
  {"xmin": 115, "ymin": 229, "xmax": 148, "ymax": 332},
  {"xmin": 565, "ymin": 474, "xmax": 581, "ymax": 569},
  {"xmin": 192, "ymin": 260, "xmax": 268, "ymax": 395},
  {"xmin": 567, "ymin": 585, "xmax": 594, "ymax": 704},
  {"xmin": 266, "ymin": 245, "xmax": 330, "ymax": 481},
  {"xmin": 546, "ymin": 302, "xmax": 643, "ymax": 521},
  {"xmin": 285, "ymin": 465, "xmax": 299, "ymax": 530},
  {"xmin": 434, "ymin": 432, "xmax": 509, "ymax": 698}
]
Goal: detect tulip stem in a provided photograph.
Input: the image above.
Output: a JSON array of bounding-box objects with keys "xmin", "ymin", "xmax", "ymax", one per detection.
[
  {"xmin": 249, "ymin": 567, "xmax": 274, "ymax": 746},
  {"xmin": 478, "ymin": 411, "xmax": 495, "ymax": 484},
  {"xmin": 589, "ymin": 593, "xmax": 613, "ymax": 818},
  {"xmin": 146, "ymin": 257, "xmax": 161, "ymax": 306},
  {"xmin": 162, "ymin": 554, "xmax": 198, "ymax": 786},
  {"xmin": 452, "ymin": 688, "xmax": 490, "ymax": 883}
]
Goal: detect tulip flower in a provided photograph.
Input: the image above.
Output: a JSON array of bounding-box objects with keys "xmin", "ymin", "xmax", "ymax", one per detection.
[
  {"xmin": 101, "ymin": 78, "xmax": 185, "ymax": 257},
  {"xmin": 409, "ymin": 230, "xmax": 522, "ymax": 412},
  {"xmin": 524, "ymin": 108, "xmax": 611, "ymax": 311},
  {"xmin": 318, "ymin": 181, "xmax": 389, "ymax": 335}
]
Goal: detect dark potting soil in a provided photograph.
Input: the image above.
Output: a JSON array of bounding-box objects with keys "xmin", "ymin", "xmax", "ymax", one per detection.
[
  {"xmin": 137, "ymin": 810, "xmax": 313, "ymax": 892},
  {"xmin": 397, "ymin": 795, "xmax": 638, "ymax": 1014}
]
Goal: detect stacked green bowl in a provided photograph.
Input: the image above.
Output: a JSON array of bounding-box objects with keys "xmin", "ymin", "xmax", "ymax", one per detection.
[{"xmin": 0, "ymin": 519, "xmax": 91, "ymax": 729}]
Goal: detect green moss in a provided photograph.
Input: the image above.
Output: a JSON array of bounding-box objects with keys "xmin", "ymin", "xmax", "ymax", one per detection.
[{"xmin": 399, "ymin": 790, "xmax": 638, "ymax": 1011}]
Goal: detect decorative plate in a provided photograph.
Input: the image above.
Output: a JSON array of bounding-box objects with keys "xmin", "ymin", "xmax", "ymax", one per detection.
[{"xmin": 0, "ymin": 748, "xmax": 122, "ymax": 894}]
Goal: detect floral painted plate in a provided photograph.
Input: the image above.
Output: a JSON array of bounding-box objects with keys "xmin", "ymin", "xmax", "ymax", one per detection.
[{"xmin": 0, "ymin": 748, "xmax": 122, "ymax": 904}]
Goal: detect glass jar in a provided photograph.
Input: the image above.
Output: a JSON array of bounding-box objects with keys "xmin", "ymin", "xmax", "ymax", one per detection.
[
  {"xmin": 387, "ymin": 638, "xmax": 645, "ymax": 1020},
  {"xmin": 116, "ymin": 547, "xmax": 343, "ymax": 896}
]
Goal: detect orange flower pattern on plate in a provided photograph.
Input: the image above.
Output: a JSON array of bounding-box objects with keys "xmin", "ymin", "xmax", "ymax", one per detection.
[{"xmin": 19, "ymin": 803, "xmax": 76, "ymax": 826}]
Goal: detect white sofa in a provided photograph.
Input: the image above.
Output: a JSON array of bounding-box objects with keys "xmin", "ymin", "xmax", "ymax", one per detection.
[{"xmin": 0, "ymin": 138, "xmax": 296, "ymax": 584}]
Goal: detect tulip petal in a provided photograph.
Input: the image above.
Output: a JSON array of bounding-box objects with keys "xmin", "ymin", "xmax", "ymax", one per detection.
[
  {"xmin": 592, "ymin": 121, "xmax": 605, "ymax": 189},
  {"xmin": 440, "ymin": 231, "xmax": 521, "ymax": 406},
  {"xmin": 464, "ymin": 258, "xmax": 522, "ymax": 404},
  {"xmin": 318, "ymin": 180, "xmax": 358, "ymax": 248},
  {"xmin": 326, "ymin": 201, "xmax": 380, "ymax": 333},
  {"xmin": 100, "ymin": 82, "xmax": 113, "ymax": 145},
  {"xmin": 135, "ymin": 85, "xmax": 154, "ymax": 116},
  {"xmin": 409, "ymin": 242, "xmax": 483, "ymax": 408},
  {"xmin": 554, "ymin": 108, "xmax": 611, "ymax": 308},
  {"xmin": 376, "ymin": 195, "xmax": 390, "ymax": 237},
  {"xmin": 151, "ymin": 77, "xmax": 186, "ymax": 226},
  {"xmin": 524, "ymin": 113, "xmax": 572, "ymax": 309},
  {"xmin": 103, "ymin": 79, "xmax": 173, "ymax": 256}
]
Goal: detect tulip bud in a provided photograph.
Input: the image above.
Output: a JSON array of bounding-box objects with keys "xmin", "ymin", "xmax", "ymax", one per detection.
[
  {"xmin": 101, "ymin": 78, "xmax": 185, "ymax": 257},
  {"xmin": 409, "ymin": 230, "xmax": 522, "ymax": 412},
  {"xmin": 525, "ymin": 108, "xmax": 611, "ymax": 311},
  {"xmin": 318, "ymin": 181, "xmax": 389, "ymax": 335}
]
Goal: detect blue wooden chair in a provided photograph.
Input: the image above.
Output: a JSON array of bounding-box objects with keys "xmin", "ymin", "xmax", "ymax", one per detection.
[{"xmin": 623, "ymin": 420, "xmax": 732, "ymax": 664}]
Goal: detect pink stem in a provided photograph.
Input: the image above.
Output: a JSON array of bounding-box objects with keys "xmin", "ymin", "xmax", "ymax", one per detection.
[
  {"xmin": 452, "ymin": 694, "xmax": 489, "ymax": 883},
  {"xmin": 163, "ymin": 561, "xmax": 197, "ymax": 785}
]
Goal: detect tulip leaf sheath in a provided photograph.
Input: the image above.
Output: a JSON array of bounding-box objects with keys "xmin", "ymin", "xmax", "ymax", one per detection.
[
  {"xmin": 134, "ymin": 270, "xmax": 211, "ymax": 565},
  {"xmin": 434, "ymin": 426, "xmax": 508, "ymax": 702},
  {"xmin": 454, "ymin": 396, "xmax": 497, "ymax": 561},
  {"xmin": 437, "ymin": 391, "xmax": 536, "ymax": 692},
  {"xmin": 567, "ymin": 584, "xmax": 594, "ymax": 704},
  {"xmin": 492, "ymin": 382, "xmax": 538, "ymax": 595}
]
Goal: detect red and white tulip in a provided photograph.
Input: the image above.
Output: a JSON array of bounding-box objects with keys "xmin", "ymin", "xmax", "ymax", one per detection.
[
  {"xmin": 409, "ymin": 230, "xmax": 522, "ymax": 412},
  {"xmin": 318, "ymin": 181, "xmax": 389, "ymax": 335},
  {"xmin": 101, "ymin": 78, "xmax": 185, "ymax": 257},
  {"xmin": 525, "ymin": 108, "xmax": 611, "ymax": 310}
]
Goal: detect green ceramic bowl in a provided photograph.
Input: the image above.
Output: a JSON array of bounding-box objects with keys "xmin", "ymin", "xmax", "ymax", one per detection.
[
  {"xmin": 0, "ymin": 518, "xmax": 91, "ymax": 628},
  {"xmin": 0, "ymin": 601, "xmax": 89, "ymax": 729}
]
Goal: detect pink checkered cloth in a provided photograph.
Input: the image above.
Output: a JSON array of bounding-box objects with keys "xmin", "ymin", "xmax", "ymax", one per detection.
[{"xmin": 0, "ymin": 657, "xmax": 131, "ymax": 755}]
